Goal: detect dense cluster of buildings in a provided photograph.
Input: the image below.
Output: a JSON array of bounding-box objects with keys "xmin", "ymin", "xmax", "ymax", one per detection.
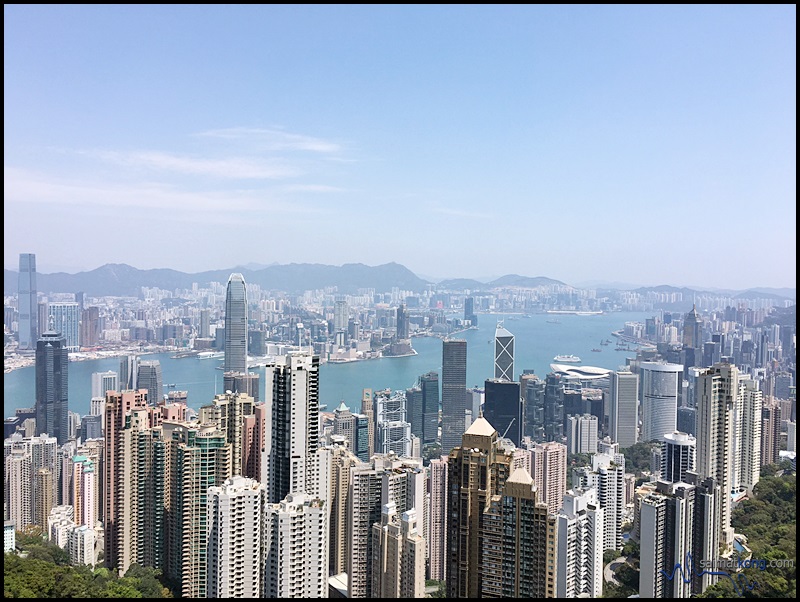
[{"xmin": 3, "ymin": 253, "xmax": 796, "ymax": 598}]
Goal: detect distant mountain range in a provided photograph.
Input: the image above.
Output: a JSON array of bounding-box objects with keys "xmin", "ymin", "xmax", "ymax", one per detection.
[{"xmin": 2, "ymin": 263, "xmax": 796, "ymax": 300}]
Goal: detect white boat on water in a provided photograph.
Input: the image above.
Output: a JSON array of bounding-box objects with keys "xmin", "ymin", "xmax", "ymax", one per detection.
[
  {"xmin": 553, "ymin": 354, "xmax": 581, "ymax": 363},
  {"xmin": 197, "ymin": 351, "xmax": 224, "ymax": 359}
]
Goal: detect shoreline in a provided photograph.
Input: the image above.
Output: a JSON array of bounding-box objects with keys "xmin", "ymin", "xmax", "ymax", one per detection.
[{"xmin": 3, "ymin": 345, "xmax": 179, "ymax": 374}]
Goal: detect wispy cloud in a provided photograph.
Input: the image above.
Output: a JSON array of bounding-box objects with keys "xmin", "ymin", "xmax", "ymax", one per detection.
[
  {"xmin": 3, "ymin": 166, "xmax": 325, "ymax": 214},
  {"xmin": 85, "ymin": 150, "xmax": 299, "ymax": 180},
  {"xmin": 197, "ymin": 127, "xmax": 342, "ymax": 154},
  {"xmin": 431, "ymin": 206, "xmax": 495, "ymax": 219}
]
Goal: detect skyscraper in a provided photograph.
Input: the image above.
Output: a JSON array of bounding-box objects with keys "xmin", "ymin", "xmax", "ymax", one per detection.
[
  {"xmin": 447, "ymin": 417, "xmax": 514, "ymax": 598},
  {"xmin": 199, "ymin": 308, "xmax": 211, "ymax": 338},
  {"xmin": 405, "ymin": 384, "xmax": 424, "ymax": 441},
  {"xmin": 531, "ymin": 441, "xmax": 567, "ymax": 516},
  {"xmin": 224, "ymin": 273, "xmax": 248, "ymax": 374},
  {"xmin": 494, "ymin": 323, "xmax": 515, "ymax": 381},
  {"xmin": 695, "ymin": 362, "xmax": 737, "ymax": 548},
  {"xmin": 80, "ymin": 306, "xmax": 100, "ymax": 348},
  {"xmin": 396, "ymin": 303, "xmax": 409, "ymax": 339},
  {"xmin": 136, "ymin": 360, "xmax": 163, "ymax": 405},
  {"xmin": 35, "ymin": 330, "xmax": 69, "ymax": 444},
  {"xmin": 610, "ymin": 370, "xmax": 639, "ymax": 448},
  {"xmin": 575, "ymin": 453, "xmax": 626, "ymax": 551},
  {"xmin": 639, "ymin": 482, "xmax": 696, "ymax": 599},
  {"xmin": 483, "ymin": 378, "xmax": 522, "ymax": 446},
  {"xmin": 119, "ymin": 355, "xmax": 139, "ymax": 390},
  {"xmin": 198, "ymin": 392, "xmax": 256, "ymax": 478},
  {"xmin": 103, "ymin": 390, "xmax": 150, "ymax": 575},
  {"xmin": 347, "ymin": 455, "xmax": 426, "ymax": 598},
  {"xmin": 206, "ymin": 476, "xmax": 266, "ymax": 598},
  {"xmin": 91, "ymin": 371, "xmax": 118, "ymax": 400},
  {"xmin": 265, "ymin": 492, "xmax": 328, "ymax": 599},
  {"xmin": 682, "ymin": 304, "xmax": 703, "ymax": 349},
  {"xmin": 556, "ymin": 488, "xmax": 604, "ymax": 598},
  {"xmin": 428, "ymin": 455, "xmax": 449, "ymax": 582},
  {"xmin": 265, "ymin": 351, "xmax": 320, "ymax": 503},
  {"xmin": 420, "ymin": 371, "xmax": 439, "ymax": 445},
  {"xmin": 48, "ymin": 302, "xmax": 81, "ymax": 351},
  {"xmin": 374, "ymin": 389, "xmax": 412, "ymax": 457},
  {"xmin": 17, "ymin": 253, "xmax": 38, "ymax": 350},
  {"xmin": 441, "ymin": 339, "xmax": 467, "ymax": 454},
  {"xmin": 660, "ymin": 431, "xmax": 696, "ymax": 484},
  {"xmin": 370, "ymin": 503, "xmax": 426, "ymax": 598},
  {"xmin": 480, "ymin": 467, "xmax": 556, "ymax": 598},
  {"xmin": 567, "ymin": 414, "xmax": 599, "ymax": 454},
  {"xmin": 164, "ymin": 421, "xmax": 231, "ymax": 597},
  {"xmin": 737, "ymin": 377, "xmax": 762, "ymax": 492},
  {"xmin": 222, "ymin": 370, "xmax": 260, "ymax": 402},
  {"xmin": 464, "ymin": 296, "xmax": 477, "ymax": 326},
  {"xmin": 640, "ymin": 362, "xmax": 683, "ymax": 443}
]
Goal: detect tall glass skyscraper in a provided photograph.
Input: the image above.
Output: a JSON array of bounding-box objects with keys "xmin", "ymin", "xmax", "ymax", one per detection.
[
  {"xmin": 18, "ymin": 253, "xmax": 38, "ymax": 350},
  {"xmin": 441, "ymin": 339, "xmax": 467, "ymax": 454},
  {"xmin": 35, "ymin": 330, "xmax": 69, "ymax": 444},
  {"xmin": 494, "ymin": 323, "xmax": 515, "ymax": 381},
  {"xmin": 224, "ymin": 273, "xmax": 248, "ymax": 374},
  {"xmin": 136, "ymin": 360, "xmax": 163, "ymax": 405}
]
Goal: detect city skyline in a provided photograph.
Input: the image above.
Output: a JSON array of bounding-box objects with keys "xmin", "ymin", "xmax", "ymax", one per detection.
[{"xmin": 4, "ymin": 5, "xmax": 795, "ymax": 290}]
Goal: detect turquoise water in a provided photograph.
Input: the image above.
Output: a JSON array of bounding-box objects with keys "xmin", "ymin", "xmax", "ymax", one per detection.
[{"xmin": 4, "ymin": 311, "xmax": 652, "ymax": 418}]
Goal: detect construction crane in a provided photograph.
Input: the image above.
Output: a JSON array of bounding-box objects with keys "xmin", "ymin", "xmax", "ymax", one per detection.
[{"xmin": 501, "ymin": 417, "xmax": 516, "ymax": 439}]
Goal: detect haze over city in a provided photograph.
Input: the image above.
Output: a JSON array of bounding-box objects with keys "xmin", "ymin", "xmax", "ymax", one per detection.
[{"xmin": 4, "ymin": 5, "xmax": 796, "ymax": 290}]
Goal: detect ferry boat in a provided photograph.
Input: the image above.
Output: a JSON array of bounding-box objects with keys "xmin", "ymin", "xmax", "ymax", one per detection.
[{"xmin": 553, "ymin": 354, "xmax": 581, "ymax": 363}]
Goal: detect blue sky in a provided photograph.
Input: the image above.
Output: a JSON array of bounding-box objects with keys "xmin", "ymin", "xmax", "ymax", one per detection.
[{"xmin": 4, "ymin": 5, "xmax": 796, "ymax": 289}]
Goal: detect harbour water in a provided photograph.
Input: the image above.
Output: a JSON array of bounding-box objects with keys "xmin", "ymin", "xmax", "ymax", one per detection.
[{"xmin": 4, "ymin": 311, "xmax": 652, "ymax": 418}]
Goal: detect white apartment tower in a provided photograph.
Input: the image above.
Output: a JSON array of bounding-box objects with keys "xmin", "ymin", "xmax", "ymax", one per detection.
[
  {"xmin": 91, "ymin": 370, "xmax": 119, "ymax": 400},
  {"xmin": 556, "ymin": 488, "xmax": 604, "ymax": 598},
  {"xmin": 264, "ymin": 492, "xmax": 328, "ymax": 599},
  {"xmin": 206, "ymin": 476, "xmax": 266, "ymax": 599},
  {"xmin": 567, "ymin": 414, "xmax": 599, "ymax": 454},
  {"xmin": 576, "ymin": 453, "xmax": 626, "ymax": 551},
  {"xmin": 737, "ymin": 377, "xmax": 762, "ymax": 492}
]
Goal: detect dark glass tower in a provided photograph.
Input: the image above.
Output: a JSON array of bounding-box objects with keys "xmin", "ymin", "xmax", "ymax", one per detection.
[
  {"xmin": 421, "ymin": 371, "xmax": 440, "ymax": 444},
  {"xmin": 224, "ymin": 273, "xmax": 248, "ymax": 374},
  {"xmin": 18, "ymin": 253, "xmax": 38, "ymax": 350},
  {"xmin": 464, "ymin": 296, "xmax": 477, "ymax": 326},
  {"xmin": 35, "ymin": 330, "xmax": 69, "ymax": 444},
  {"xmin": 441, "ymin": 339, "xmax": 467, "ymax": 453},
  {"xmin": 137, "ymin": 360, "xmax": 163, "ymax": 405},
  {"xmin": 396, "ymin": 304, "xmax": 409, "ymax": 339},
  {"xmin": 484, "ymin": 378, "xmax": 522, "ymax": 446}
]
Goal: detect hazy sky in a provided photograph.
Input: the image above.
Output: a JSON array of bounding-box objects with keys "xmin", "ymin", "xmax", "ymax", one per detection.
[{"xmin": 4, "ymin": 5, "xmax": 796, "ymax": 289}]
